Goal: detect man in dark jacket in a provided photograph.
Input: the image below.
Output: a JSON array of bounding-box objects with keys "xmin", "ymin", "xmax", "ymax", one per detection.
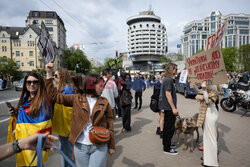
[{"xmin": 132, "ymin": 73, "xmax": 146, "ymax": 110}]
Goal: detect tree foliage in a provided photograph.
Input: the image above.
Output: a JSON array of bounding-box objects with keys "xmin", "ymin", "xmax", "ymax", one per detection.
[
  {"xmin": 0, "ymin": 57, "xmax": 22, "ymax": 80},
  {"xmin": 160, "ymin": 56, "xmax": 172, "ymax": 63},
  {"xmin": 238, "ymin": 44, "xmax": 250, "ymax": 72},
  {"xmin": 103, "ymin": 57, "xmax": 122, "ymax": 70},
  {"xmin": 64, "ymin": 49, "xmax": 92, "ymax": 74},
  {"xmin": 222, "ymin": 47, "xmax": 238, "ymax": 71}
]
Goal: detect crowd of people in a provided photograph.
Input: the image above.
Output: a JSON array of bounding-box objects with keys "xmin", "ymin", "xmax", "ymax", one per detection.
[{"xmin": 2, "ymin": 62, "xmax": 248, "ymax": 167}]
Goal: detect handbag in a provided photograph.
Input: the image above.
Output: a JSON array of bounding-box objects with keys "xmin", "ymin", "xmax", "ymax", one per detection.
[
  {"xmin": 29, "ymin": 134, "xmax": 76, "ymax": 167},
  {"xmin": 120, "ymin": 89, "xmax": 132, "ymax": 106},
  {"xmin": 150, "ymin": 98, "xmax": 160, "ymax": 113},
  {"xmin": 89, "ymin": 126, "xmax": 110, "ymax": 145}
]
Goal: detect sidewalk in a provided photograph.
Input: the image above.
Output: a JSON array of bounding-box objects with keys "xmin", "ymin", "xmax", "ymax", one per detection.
[{"xmin": 47, "ymin": 88, "xmax": 250, "ymax": 167}]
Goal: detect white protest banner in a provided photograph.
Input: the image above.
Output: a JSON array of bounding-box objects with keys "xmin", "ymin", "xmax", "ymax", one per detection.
[
  {"xmin": 38, "ymin": 22, "xmax": 55, "ymax": 65},
  {"xmin": 179, "ymin": 70, "xmax": 188, "ymax": 84},
  {"xmin": 186, "ymin": 46, "xmax": 227, "ymax": 87}
]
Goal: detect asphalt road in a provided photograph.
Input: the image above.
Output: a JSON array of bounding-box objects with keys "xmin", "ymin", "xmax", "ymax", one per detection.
[{"xmin": 0, "ymin": 88, "xmax": 250, "ymax": 167}]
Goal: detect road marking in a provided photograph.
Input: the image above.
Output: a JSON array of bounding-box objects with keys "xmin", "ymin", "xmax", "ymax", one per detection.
[
  {"xmin": 0, "ymin": 117, "xmax": 10, "ymax": 123},
  {"xmin": 0, "ymin": 98, "xmax": 19, "ymax": 105}
]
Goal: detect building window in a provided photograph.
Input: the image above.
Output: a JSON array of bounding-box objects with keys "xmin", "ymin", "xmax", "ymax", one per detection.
[
  {"xmin": 33, "ymin": 20, "xmax": 39, "ymax": 24},
  {"xmin": 29, "ymin": 61, "xmax": 34, "ymax": 66},
  {"xmin": 46, "ymin": 12, "xmax": 54, "ymax": 18},
  {"xmin": 211, "ymin": 22, "xmax": 215, "ymax": 34},
  {"xmin": 235, "ymin": 21, "xmax": 249, "ymax": 25},
  {"xmin": 22, "ymin": 62, "xmax": 24, "ymax": 66},
  {"xmin": 240, "ymin": 29, "xmax": 249, "ymax": 34},
  {"xmin": 228, "ymin": 29, "xmax": 233, "ymax": 34},
  {"xmin": 32, "ymin": 11, "xmax": 40, "ymax": 17},
  {"xmin": 21, "ymin": 52, "xmax": 23, "ymax": 56},
  {"xmin": 152, "ymin": 24, "xmax": 155, "ymax": 27},
  {"xmin": 2, "ymin": 34, "xmax": 5, "ymax": 38},
  {"xmin": 45, "ymin": 20, "xmax": 53, "ymax": 24},
  {"xmin": 29, "ymin": 51, "xmax": 33, "ymax": 57},
  {"xmin": 233, "ymin": 35, "xmax": 236, "ymax": 46},
  {"xmin": 211, "ymin": 12, "xmax": 216, "ymax": 21},
  {"xmin": 192, "ymin": 40, "xmax": 195, "ymax": 56},
  {"xmin": 47, "ymin": 27, "xmax": 53, "ymax": 32},
  {"xmin": 29, "ymin": 34, "xmax": 32, "ymax": 38},
  {"xmin": 140, "ymin": 24, "xmax": 142, "ymax": 27},
  {"xmin": 228, "ymin": 36, "xmax": 232, "ymax": 47},
  {"xmin": 247, "ymin": 36, "xmax": 249, "ymax": 44},
  {"xmin": 16, "ymin": 61, "xmax": 20, "ymax": 66},
  {"xmin": 2, "ymin": 46, "xmax": 4, "ymax": 52},
  {"xmin": 191, "ymin": 35, "xmax": 196, "ymax": 39},
  {"xmin": 16, "ymin": 51, "xmax": 20, "ymax": 57},
  {"xmin": 239, "ymin": 36, "xmax": 242, "ymax": 46},
  {"xmin": 243, "ymin": 36, "xmax": 245, "ymax": 45}
]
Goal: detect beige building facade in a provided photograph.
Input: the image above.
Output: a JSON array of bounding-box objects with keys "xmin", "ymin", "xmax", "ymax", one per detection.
[{"xmin": 0, "ymin": 25, "xmax": 43, "ymax": 72}]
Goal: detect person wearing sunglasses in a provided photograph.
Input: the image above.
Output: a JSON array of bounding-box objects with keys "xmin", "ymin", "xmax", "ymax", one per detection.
[
  {"xmin": 45, "ymin": 62, "xmax": 115, "ymax": 167},
  {"xmin": 7, "ymin": 72, "xmax": 53, "ymax": 166},
  {"xmin": 52, "ymin": 68, "xmax": 75, "ymax": 167}
]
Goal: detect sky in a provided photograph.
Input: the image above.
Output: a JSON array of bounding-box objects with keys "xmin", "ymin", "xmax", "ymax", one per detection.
[{"xmin": 0, "ymin": 0, "xmax": 250, "ymax": 63}]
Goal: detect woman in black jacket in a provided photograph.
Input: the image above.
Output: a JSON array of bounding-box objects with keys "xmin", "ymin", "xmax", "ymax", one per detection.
[{"xmin": 120, "ymin": 73, "xmax": 133, "ymax": 132}]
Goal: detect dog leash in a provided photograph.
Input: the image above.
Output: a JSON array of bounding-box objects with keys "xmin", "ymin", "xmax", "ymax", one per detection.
[{"xmin": 29, "ymin": 134, "xmax": 77, "ymax": 167}]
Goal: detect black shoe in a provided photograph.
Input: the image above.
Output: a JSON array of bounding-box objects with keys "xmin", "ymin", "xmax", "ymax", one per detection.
[
  {"xmin": 163, "ymin": 149, "xmax": 179, "ymax": 155},
  {"xmin": 138, "ymin": 107, "xmax": 141, "ymax": 110},
  {"xmin": 133, "ymin": 106, "xmax": 137, "ymax": 109},
  {"xmin": 156, "ymin": 127, "xmax": 160, "ymax": 135}
]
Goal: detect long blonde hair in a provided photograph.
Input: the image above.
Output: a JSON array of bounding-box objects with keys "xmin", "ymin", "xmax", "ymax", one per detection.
[
  {"xmin": 164, "ymin": 63, "xmax": 177, "ymax": 77},
  {"xmin": 56, "ymin": 68, "xmax": 72, "ymax": 91}
]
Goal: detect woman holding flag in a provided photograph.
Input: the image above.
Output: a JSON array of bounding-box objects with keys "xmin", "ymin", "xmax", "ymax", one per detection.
[{"xmin": 8, "ymin": 72, "xmax": 52, "ymax": 166}]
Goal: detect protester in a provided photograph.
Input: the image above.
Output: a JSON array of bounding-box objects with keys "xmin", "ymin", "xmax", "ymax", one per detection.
[
  {"xmin": 158, "ymin": 63, "xmax": 179, "ymax": 155},
  {"xmin": 101, "ymin": 69, "xmax": 119, "ymax": 117},
  {"xmin": 120, "ymin": 73, "xmax": 133, "ymax": 132},
  {"xmin": 7, "ymin": 72, "xmax": 52, "ymax": 166},
  {"xmin": 0, "ymin": 133, "xmax": 58, "ymax": 161},
  {"xmin": 153, "ymin": 74, "xmax": 164, "ymax": 138},
  {"xmin": 45, "ymin": 62, "xmax": 115, "ymax": 167},
  {"xmin": 132, "ymin": 73, "xmax": 146, "ymax": 111},
  {"xmin": 195, "ymin": 80, "xmax": 219, "ymax": 167},
  {"xmin": 52, "ymin": 68, "xmax": 75, "ymax": 167}
]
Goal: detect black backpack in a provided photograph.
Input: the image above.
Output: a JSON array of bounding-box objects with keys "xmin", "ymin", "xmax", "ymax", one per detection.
[{"xmin": 150, "ymin": 81, "xmax": 161, "ymax": 113}]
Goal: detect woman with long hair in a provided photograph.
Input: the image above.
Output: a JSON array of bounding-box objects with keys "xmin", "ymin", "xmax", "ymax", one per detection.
[
  {"xmin": 195, "ymin": 80, "xmax": 219, "ymax": 166},
  {"xmin": 52, "ymin": 68, "xmax": 75, "ymax": 167},
  {"xmin": 7, "ymin": 72, "xmax": 52, "ymax": 166},
  {"xmin": 45, "ymin": 62, "xmax": 115, "ymax": 167}
]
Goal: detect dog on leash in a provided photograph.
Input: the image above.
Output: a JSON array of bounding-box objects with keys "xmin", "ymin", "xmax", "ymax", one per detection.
[{"xmin": 175, "ymin": 113, "xmax": 199, "ymax": 152}]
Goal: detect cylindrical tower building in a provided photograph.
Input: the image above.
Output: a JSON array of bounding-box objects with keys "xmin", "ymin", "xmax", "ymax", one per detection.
[{"xmin": 127, "ymin": 10, "xmax": 168, "ymax": 72}]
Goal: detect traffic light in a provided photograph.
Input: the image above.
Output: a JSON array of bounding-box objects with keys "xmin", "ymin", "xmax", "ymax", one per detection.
[{"xmin": 116, "ymin": 50, "xmax": 118, "ymax": 57}]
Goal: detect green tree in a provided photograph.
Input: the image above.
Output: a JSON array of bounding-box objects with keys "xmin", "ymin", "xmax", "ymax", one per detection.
[
  {"xmin": 222, "ymin": 47, "xmax": 238, "ymax": 71},
  {"xmin": 103, "ymin": 57, "xmax": 122, "ymax": 70},
  {"xmin": 64, "ymin": 49, "xmax": 92, "ymax": 74},
  {"xmin": 0, "ymin": 57, "xmax": 22, "ymax": 80},
  {"xmin": 238, "ymin": 44, "xmax": 250, "ymax": 71},
  {"xmin": 160, "ymin": 56, "xmax": 172, "ymax": 63},
  {"xmin": 176, "ymin": 53, "xmax": 184, "ymax": 61}
]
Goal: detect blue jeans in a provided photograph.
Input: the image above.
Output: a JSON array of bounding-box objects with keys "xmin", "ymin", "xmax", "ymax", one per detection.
[
  {"xmin": 74, "ymin": 143, "xmax": 108, "ymax": 167},
  {"xmin": 59, "ymin": 135, "xmax": 74, "ymax": 167},
  {"xmin": 222, "ymin": 88, "xmax": 228, "ymax": 98}
]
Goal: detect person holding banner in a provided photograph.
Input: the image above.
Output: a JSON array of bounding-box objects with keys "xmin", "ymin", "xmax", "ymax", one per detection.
[
  {"xmin": 52, "ymin": 68, "xmax": 75, "ymax": 167},
  {"xmin": 7, "ymin": 72, "xmax": 53, "ymax": 166},
  {"xmin": 195, "ymin": 80, "xmax": 219, "ymax": 167}
]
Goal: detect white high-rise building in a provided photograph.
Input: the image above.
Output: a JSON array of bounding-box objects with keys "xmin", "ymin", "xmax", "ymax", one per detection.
[
  {"xmin": 181, "ymin": 10, "xmax": 250, "ymax": 58},
  {"xmin": 127, "ymin": 10, "xmax": 168, "ymax": 72}
]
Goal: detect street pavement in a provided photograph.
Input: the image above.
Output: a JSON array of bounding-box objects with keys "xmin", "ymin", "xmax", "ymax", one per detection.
[{"xmin": 1, "ymin": 88, "xmax": 250, "ymax": 167}]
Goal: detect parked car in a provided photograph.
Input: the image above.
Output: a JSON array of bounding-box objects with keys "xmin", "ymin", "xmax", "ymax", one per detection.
[
  {"xmin": 175, "ymin": 73, "xmax": 196, "ymax": 98},
  {"xmin": 15, "ymin": 78, "xmax": 24, "ymax": 91}
]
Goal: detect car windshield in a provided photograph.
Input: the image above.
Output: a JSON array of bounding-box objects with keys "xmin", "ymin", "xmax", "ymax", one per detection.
[{"xmin": 20, "ymin": 78, "xmax": 24, "ymax": 83}]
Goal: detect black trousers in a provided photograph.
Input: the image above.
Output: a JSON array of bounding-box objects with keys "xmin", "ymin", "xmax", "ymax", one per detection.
[
  {"xmin": 162, "ymin": 110, "xmax": 176, "ymax": 151},
  {"xmin": 121, "ymin": 104, "xmax": 131, "ymax": 130},
  {"xmin": 134, "ymin": 91, "xmax": 142, "ymax": 108}
]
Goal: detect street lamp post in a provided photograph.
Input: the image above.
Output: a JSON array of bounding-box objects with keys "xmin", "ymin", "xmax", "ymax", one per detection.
[{"xmin": 75, "ymin": 63, "xmax": 79, "ymax": 73}]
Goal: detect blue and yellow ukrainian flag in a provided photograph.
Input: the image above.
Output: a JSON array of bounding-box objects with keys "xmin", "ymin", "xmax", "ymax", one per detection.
[
  {"xmin": 52, "ymin": 84, "xmax": 74, "ymax": 137},
  {"xmin": 8, "ymin": 99, "xmax": 52, "ymax": 167}
]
